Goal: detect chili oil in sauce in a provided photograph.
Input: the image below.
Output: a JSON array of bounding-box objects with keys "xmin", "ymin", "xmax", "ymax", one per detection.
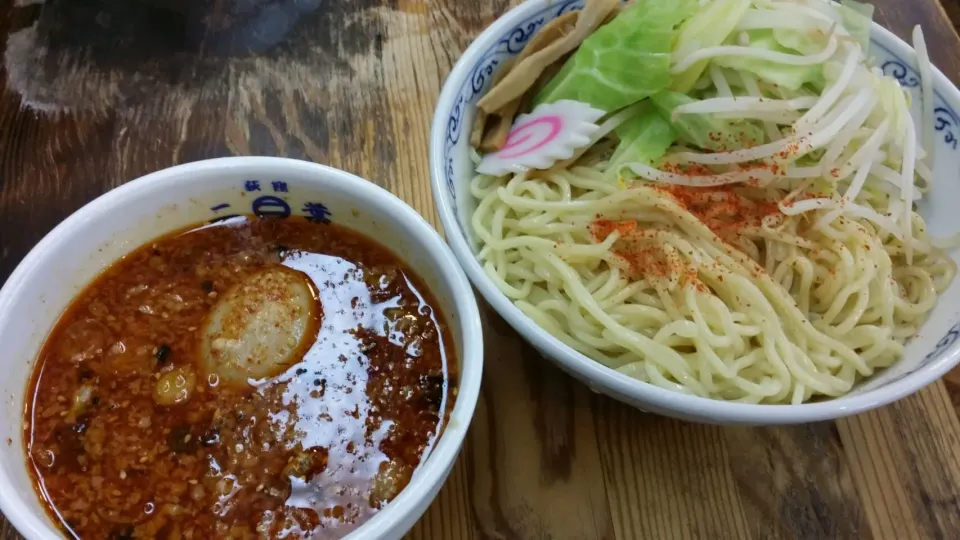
[{"xmin": 23, "ymin": 216, "xmax": 457, "ymax": 539}]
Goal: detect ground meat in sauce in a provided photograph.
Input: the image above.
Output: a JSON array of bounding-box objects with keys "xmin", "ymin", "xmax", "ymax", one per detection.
[{"xmin": 24, "ymin": 216, "xmax": 457, "ymax": 539}]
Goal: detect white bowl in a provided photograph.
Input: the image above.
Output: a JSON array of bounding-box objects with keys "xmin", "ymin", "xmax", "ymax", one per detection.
[
  {"xmin": 0, "ymin": 157, "xmax": 483, "ymax": 539},
  {"xmin": 429, "ymin": 0, "xmax": 960, "ymax": 424}
]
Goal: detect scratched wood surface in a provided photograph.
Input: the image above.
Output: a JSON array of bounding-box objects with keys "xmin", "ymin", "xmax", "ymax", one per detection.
[{"xmin": 2, "ymin": 1, "xmax": 960, "ymax": 539}]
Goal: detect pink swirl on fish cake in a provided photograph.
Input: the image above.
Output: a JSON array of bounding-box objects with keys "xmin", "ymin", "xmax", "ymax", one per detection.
[{"xmin": 495, "ymin": 115, "xmax": 564, "ymax": 159}]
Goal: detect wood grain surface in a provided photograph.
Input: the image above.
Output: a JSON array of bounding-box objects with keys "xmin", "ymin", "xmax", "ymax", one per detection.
[{"xmin": 2, "ymin": 1, "xmax": 960, "ymax": 539}]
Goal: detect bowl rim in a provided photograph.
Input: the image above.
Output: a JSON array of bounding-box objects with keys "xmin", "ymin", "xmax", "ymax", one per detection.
[
  {"xmin": 0, "ymin": 156, "xmax": 484, "ymax": 539},
  {"xmin": 428, "ymin": 0, "xmax": 960, "ymax": 424}
]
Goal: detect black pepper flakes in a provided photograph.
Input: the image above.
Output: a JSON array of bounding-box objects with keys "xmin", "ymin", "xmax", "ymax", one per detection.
[
  {"xmin": 155, "ymin": 344, "xmax": 171, "ymax": 364},
  {"xmin": 167, "ymin": 425, "xmax": 197, "ymax": 453},
  {"xmin": 420, "ymin": 374, "xmax": 445, "ymax": 411},
  {"xmin": 108, "ymin": 525, "xmax": 134, "ymax": 540},
  {"xmin": 200, "ymin": 280, "xmax": 214, "ymax": 293},
  {"xmin": 200, "ymin": 428, "xmax": 220, "ymax": 447}
]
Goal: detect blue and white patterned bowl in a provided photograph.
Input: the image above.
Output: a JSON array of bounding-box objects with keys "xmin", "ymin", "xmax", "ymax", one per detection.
[{"xmin": 429, "ymin": 0, "xmax": 960, "ymax": 424}]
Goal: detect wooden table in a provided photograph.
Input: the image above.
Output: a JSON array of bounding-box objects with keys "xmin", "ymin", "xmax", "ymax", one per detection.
[{"xmin": 3, "ymin": 0, "xmax": 960, "ymax": 538}]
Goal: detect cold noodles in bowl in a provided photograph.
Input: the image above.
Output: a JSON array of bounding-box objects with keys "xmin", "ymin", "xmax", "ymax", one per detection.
[{"xmin": 466, "ymin": 0, "xmax": 958, "ymax": 405}]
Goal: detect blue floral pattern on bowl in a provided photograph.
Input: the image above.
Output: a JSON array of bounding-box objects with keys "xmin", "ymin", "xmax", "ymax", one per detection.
[
  {"xmin": 878, "ymin": 45, "xmax": 960, "ymax": 150},
  {"xmin": 437, "ymin": 0, "xmax": 960, "ymax": 400},
  {"xmin": 443, "ymin": 0, "xmax": 585, "ymax": 203}
]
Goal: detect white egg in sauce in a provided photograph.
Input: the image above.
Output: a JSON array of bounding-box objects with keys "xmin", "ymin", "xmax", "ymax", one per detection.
[{"xmin": 200, "ymin": 266, "xmax": 320, "ymax": 384}]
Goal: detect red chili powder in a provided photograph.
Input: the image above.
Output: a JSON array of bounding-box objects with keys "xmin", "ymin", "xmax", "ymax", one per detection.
[
  {"xmin": 655, "ymin": 184, "xmax": 782, "ymax": 243},
  {"xmin": 659, "ymin": 160, "xmax": 785, "ymax": 187},
  {"xmin": 591, "ymin": 219, "xmax": 637, "ymax": 240},
  {"xmin": 589, "ymin": 175, "xmax": 826, "ymax": 290},
  {"xmin": 589, "ymin": 220, "xmax": 706, "ymax": 291}
]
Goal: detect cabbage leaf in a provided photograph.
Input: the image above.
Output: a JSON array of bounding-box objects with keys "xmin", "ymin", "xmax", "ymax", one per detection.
[
  {"xmin": 607, "ymin": 105, "xmax": 677, "ymax": 175},
  {"xmin": 671, "ymin": 0, "xmax": 752, "ymax": 93},
  {"xmin": 713, "ymin": 31, "xmax": 824, "ymax": 91},
  {"xmin": 535, "ymin": 0, "xmax": 698, "ymax": 112},
  {"xmin": 651, "ymin": 91, "xmax": 766, "ymax": 152},
  {"xmin": 838, "ymin": 0, "xmax": 875, "ymax": 53}
]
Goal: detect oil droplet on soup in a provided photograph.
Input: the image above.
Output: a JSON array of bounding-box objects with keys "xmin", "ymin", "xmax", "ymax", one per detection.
[{"xmin": 23, "ymin": 216, "xmax": 457, "ymax": 539}]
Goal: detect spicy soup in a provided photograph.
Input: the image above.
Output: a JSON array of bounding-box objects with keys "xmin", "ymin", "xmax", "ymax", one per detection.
[{"xmin": 23, "ymin": 216, "xmax": 457, "ymax": 539}]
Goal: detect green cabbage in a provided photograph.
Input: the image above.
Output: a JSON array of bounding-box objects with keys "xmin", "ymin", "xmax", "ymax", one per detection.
[
  {"xmin": 713, "ymin": 31, "xmax": 824, "ymax": 91},
  {"xmin": 772, "ymin": 0, "xmax": 873, "ymax": 56},
  {"xmin": 671, "ymin": 0, "xmax": 752, "ymax": 93},
  {"xmin": 773, "ymin": 27, "xmax": 824, "ymax": 56},
  {"xmin": 838, "ymin": 0, "xmax": 875, "ymax": 53},
  {"xmin": 534, "ymin": 0, "xmax": 698, "ymax": 112},
  {"xmin": 607, "ymin": 105, "xmax": 677, "ymax": 175},
  {"xmin": 651, "ymin": 91, "xmax": 766, "ymax": 152}
]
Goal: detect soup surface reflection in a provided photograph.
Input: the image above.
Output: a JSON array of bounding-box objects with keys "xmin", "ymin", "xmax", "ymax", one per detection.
[{"xmin": 24, "ymin": 216, "xmax": 457, "ymax": 539}]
